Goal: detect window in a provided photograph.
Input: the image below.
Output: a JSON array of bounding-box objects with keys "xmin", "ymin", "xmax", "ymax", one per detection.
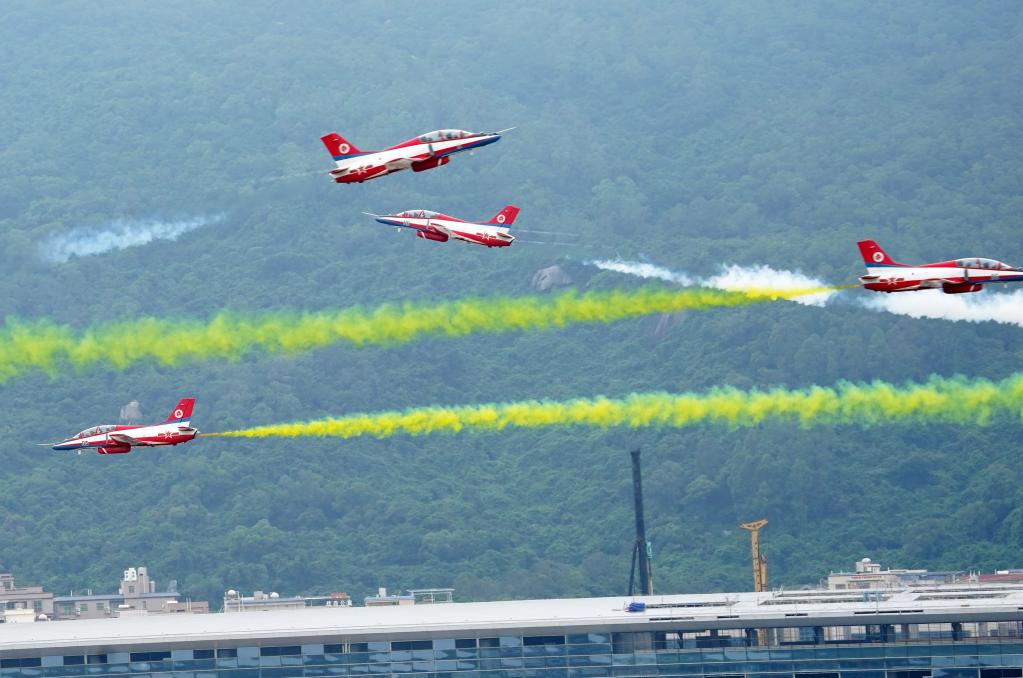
[
  {"xmin": 392, "ymin": 641, "xmax": 432, "ymax": 651},
  {"xmin": 260, "ymin": 646, "xmax": 301, "ymax": 657},
  {"xmin": 982, "ymin": 670, "xmax": 1023, "ymax": 678},
  {"xmin": 130, "ymin": 652, "xmax": 170, "ymax": 662},
  {"xmin": 216, "ymin": 649, "xmax": 238, "ymax": 658},
  {"xmin": 63, "ymin": 656, "xmax": 85, "ymax": 666},
  {"xmin": 86, "ymin": 655, "xmax": 107, "ymax": 665},
  {"xmin": 194, "ymin": 650, "xmax": 215, "ymax": 660},
  {"xmin": 1, "ymin": 658, "xmax": 43, "ymax": 669},
  {"xmin": 324, "ymin": 644, "xmax": 343, "ymax": 654},
  {"xmin": 525, "ymin": 636, "xmax": 566, "ymax": 646},
  {"xmin": 79, "ymin": 603, "xmax": 89, "ymax": 612},
  {"xmin": 455, "ymin": 639, "xmax": 477, "ymax": 649},
  {"xmin": 128, "ymin": 585, "xmax": 135, "ymax": 594}
]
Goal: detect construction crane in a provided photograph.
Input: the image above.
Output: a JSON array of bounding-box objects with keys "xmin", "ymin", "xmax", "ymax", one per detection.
[{"xmin": 740, "ymin": 519, "xmax": 768, "ymax": 592}]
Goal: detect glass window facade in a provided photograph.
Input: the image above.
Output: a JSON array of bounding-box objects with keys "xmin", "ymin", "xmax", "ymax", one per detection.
[{"xmin": 2, "ymin": 619, "xmax": 1023, "ymax": 678}]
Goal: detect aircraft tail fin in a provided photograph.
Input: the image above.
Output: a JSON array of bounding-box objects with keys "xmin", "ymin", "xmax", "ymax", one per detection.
[
  {"xmin": 163, "ymin": 398, "xmax": 196, "ymax": 423},
  {"xmin": 857, "ymin": 240, "xmax": 904, "ymax": 267},
  {"xmin": 320, "ymin": 133, "xmax": 363, "ymax": 160},
  {"xmin": 487, "ymin": 205, "xmax": 520, "ymax": 226}
]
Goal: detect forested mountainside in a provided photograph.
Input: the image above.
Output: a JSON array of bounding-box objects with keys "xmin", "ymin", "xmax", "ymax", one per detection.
[{"xmin": 1, "ymin": 1, "xmax": 1022, "ymax": 605}]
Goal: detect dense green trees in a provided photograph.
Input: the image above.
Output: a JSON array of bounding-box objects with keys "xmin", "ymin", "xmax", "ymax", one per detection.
[{"xmin": 1, "ymin": 0, "xmax": 1022, "ymax": 606}]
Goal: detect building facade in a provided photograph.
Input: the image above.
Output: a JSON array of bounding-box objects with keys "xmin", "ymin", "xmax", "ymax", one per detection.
[
  {"xmin": 2, "ymin": 587, "xmax": 1023, "ymax": 678},
  {"xmin": 0, "ymin": 572, "xmax": 54, "ymax": 619},
  {"xmin": 827, "ymin": 559, "xmax": 962, "ymax": 591},
  {"xmin": 50, "ymin": 566, "xmax": 201, "ymax": 620}
]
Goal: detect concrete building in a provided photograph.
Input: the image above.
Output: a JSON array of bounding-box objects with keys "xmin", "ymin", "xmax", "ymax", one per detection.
[
  {"xmin": 827, "ymin": 557, "xmax": 963, "ymax": 590},
  {"xmin": 223, "ymin": 589, "xmax": 351, "ymax": 613},
  {"xmin": 0, "ymin": 572, "xmax": 54, "ymax": 620},
  {"xmin": 2, "ymin": 586, "xmax": 1023, "ymax": 678},
  {"xmin": 52, "ymin": 566, "xmax": 202, "ymax": 620},
  {"xmin": 364, "ymin": 587, "xmax": 416, "ymax": 606}
]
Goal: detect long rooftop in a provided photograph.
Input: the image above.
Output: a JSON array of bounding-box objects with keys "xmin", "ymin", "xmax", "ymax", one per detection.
[{"xmin": 3, "ymin": 587, "xmax": 1023, "ymax": 654}]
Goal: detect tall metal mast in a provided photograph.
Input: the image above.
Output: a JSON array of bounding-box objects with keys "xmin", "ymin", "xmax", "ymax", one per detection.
[{"xmin": 628, "ymin": 449, "xmax": 653, "ymax": 596}]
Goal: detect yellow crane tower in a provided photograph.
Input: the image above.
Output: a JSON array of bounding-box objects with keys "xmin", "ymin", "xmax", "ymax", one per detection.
[{"xmin": 740, "ymin": 519, "xmax": 768, "ymax": 592}]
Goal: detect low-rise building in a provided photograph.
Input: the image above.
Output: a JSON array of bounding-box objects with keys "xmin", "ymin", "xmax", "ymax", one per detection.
[
  {"xmin": 0, "ymin": 572, "xmax": 54, "ymax": 620},
  {"xmin": 223, "ymin": 590, "xmax": 351, "ymax": 612},
  {"xmin": 5, "ymin": 586, "xmax": 1023, "ymax": 678},
  {"xmin": 827, "ymin": 557, "xmax": 962, "ymax": 590},
  {"xmin": 364, "ymin": 587, "xmax": 415, "ymax": 606},
  {"xmin": 52, "ymin": 566, "xmax": 203, "ymax": 620}
]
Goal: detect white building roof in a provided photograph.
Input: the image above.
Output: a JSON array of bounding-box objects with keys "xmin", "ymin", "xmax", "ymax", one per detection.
[{"xmin": 3, "ymin": 588, "xmax": 1023, "ymax": 654}]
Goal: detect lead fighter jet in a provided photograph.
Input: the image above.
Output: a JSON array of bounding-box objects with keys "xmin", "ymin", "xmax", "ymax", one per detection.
[
  {"xmin": 858, "ymin": 240, "xmax": 1023, "ymax": 294},
  {"xmin": 43, "ymin": 398, "xmax": 199, "ymax": 455},
  {"xmin": 320, "ymin": 128, "xmax": 508, "ymax": 184}
]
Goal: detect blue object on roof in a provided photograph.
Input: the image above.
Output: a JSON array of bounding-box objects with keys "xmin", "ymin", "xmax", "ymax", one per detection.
[{"xmin": 627, "ymin": 601, "xmax": 646, "ymax": 612}]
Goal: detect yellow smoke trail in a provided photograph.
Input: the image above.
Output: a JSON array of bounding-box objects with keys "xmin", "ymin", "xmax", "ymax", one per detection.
[
  {"xmin": 0, "ymin": 285, "xmax": 841, "ymax": 383},
  {"xmin": 207, "ymin": 373, "xmax": 1023, "ymax": 440}
]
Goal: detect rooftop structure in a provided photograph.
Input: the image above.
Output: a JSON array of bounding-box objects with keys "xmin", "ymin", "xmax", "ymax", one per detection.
[
  {"xmin": 408, "ymin": 588, "xmax": 455, "ymax": 604},
  {"xmin": 827, "ymin": 557, "xmax": 965, "ymax": 590},
  {"xmin": 223, "ymin": 589, "xmax": 351, "ymax": 613},
  {"xmin": 2, "ymin": 586, "xmax": 1023, "ymax": 678},
  {"xmin": 364, "ymin": 587, "xmax": 415, "ymax": 607},
  {"xmin": 51, "ymin": 565, "xmax": 200, "ymax": 621},
  {"xmin": 0, "ymin": 572, "xmax": 54, "ymax": 620}
]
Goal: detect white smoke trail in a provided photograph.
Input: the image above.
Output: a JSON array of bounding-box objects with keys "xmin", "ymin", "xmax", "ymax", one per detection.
[
  {"xmin": 587, "ymin": 259, "xmax": 834, "ymax": 306},
  {"xmin": 861, "ymin": 288, "xmax": 1023, "ymax": 327},
  {"xmin": 587, "ymin": 259, "xmax": 693, "ymax": 285},
  {"xmin": 41, "ymin": 214, "xmax": 225, "ymax": 263}
]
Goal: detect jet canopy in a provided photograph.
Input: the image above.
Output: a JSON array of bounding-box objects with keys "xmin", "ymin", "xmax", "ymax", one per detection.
[
  {"xmin": 74, "ymin": 424, "xmax": 117, "ymax": 439},
  {"xmin": 418, "ymin": 129, "xmax": 476, "ymax": 143},
  {"xmin": 954, "ymin": 258, "xmax": 1017, "ymax": 271},
  {"xmin": 396, "ymin": 210, "xmax": 439, "ymax": 219}
]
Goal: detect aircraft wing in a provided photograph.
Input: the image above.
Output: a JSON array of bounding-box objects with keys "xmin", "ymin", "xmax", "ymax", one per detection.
[
  {"xmin": 108, "ymin": 433, "xmax": 143, "ymax": 446},
  {"xmin": 920, "ymin": 278, "xmax": 968, "ymax": 289},
  {"xmin": 384, "ymin": 158, "xmax": 416, "ymax": 171},
  {"xmin": 429, "ymin": 223, "xmax": 456, "ymax": 238}
]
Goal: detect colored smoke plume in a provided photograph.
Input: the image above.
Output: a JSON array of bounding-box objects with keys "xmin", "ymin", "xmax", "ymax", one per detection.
[
  {"xmin": 588, "ymin": 259, "xmax": 838, "ymax": 306},
  {"xmin": 706, "ymin": 264, "xmax": 838, "ymax": 307},
  {"xmin": 40, "ymin": 214, "xmax": 225, "ymax": 263},
  {"xmin": 207, "ymin": 373, "xmax": 1023, "ymax": 440},
  {"xmin": 0, "ymin": 286, "xmax": 837, "ymax": 383}
]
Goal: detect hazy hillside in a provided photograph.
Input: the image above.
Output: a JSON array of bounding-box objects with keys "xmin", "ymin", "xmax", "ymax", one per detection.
[{"xmin": 1, "ymin": 0, "xmax": 1022, "ymax": 605}]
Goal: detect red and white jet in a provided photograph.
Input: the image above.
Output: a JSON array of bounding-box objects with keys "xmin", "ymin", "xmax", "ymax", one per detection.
[
  {"xmin": 320, "ymin": 128, "xmax": 508, "ymax": 184},
  {"xmin": 44, "ymin": 398, "xmax": 199, "ymax": 455},
  {"xmin": 368, "ymin": 205, "xmax": 520, "ymax": 248},
  {"xmin": 858, "ymin": 240, "xmax": 1023, "ymax": 294}
]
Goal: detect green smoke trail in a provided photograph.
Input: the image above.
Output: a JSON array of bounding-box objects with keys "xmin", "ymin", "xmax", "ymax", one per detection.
[
  {"xmin": 0, "ymin": 285, "xmax": 838, "ymax": 383},
  {"xmin": 207, "ymin": 373, "xmax": 1023, "ymax": 440}
]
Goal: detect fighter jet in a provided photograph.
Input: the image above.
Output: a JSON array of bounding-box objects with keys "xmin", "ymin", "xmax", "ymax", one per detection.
[
  {"xmin": 858, "ymin": 240, "xmax": 1023, "ymax": 294},
  {"xmin": 43, "ymin": 398, "xmax": 199, "ymax": 455},
  {"xmin": 321, "ymin": 128, "xmax": 508, "ymax": 184},
  {"xmin": 367, "ymin": 205, "xmax": 520, "ymax": 248}
]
